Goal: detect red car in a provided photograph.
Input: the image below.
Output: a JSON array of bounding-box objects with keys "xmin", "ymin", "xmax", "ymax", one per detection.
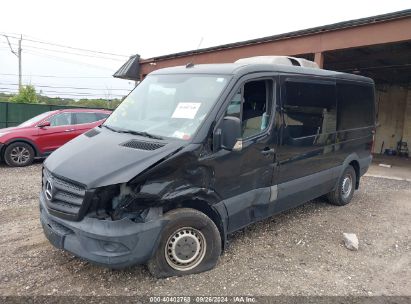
[{"xmin": 0, "ymin": 109, "xmax": 111, "ymax": 167}]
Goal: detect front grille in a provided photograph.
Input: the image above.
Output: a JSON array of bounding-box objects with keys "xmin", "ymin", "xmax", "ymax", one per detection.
[
  {"xmin": 120, "ymin": 139, "xmax": 165, "ymax": 151},
  {"xmin": 43, "ymin": 168, "xmax": 86, "ymax": 217}
]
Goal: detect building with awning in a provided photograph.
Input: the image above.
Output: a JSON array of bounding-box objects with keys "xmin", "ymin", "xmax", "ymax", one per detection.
[{"xmin": 114, "ymin": 9, "xmax": 411, "ymax": 155}]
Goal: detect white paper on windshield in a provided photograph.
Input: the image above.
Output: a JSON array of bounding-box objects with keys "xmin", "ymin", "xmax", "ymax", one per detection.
[
  {"xmin": 172, "ymin": 131, "xmax": 187, "ymax": 139},
  {"xmin": 171, "ymin": 102, "xmax": 201, "ymax": 119}
]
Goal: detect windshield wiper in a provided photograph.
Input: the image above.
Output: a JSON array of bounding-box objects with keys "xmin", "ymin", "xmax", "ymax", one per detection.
[
  {"xmin": 117, "ymin": 129, "xmax": 164, "ymax": 140},
  {"xmin": 102, "ymin": 124, "xmax": 120, "ymax": 132},
  {"xmin": 102, "ymin": 124, "xmax": 164, "ymax": 140}
]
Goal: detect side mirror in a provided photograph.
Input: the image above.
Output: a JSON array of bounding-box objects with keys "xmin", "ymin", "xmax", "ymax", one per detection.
[
  {"xmin": 214, "ymin": 116, "xmax": 242, "ymax": 151},
  {"xmin": 37, "ymin": 121, "xmax": 51, "ymax": 128}
]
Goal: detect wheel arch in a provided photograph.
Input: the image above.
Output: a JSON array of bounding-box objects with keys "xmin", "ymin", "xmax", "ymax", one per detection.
[
  {"xmin": 340, "ymin": 153, "xmax": 360, "ymax": 189},
  {"xmin": 348, "ymin": 160, "xmax": 360, "ymax": 189},
  {"xmin": 163, "ymin": 199, "xmax": 228, "ymax": 251},
  {"xmin": 4, "ymin": 138, "xmax": 40, "ymax": 157}
]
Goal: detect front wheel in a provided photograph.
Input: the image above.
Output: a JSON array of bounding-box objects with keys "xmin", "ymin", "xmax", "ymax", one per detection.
[
  {"xmin": 147, "ymin": 208, "xmax": 221, "ymax": 278},
  {"xmin": 327, "ymin": 165, "xmax": 357, "ymax": 206},
  {"xmin": 4, "ymin": 142, "xmax": 35, "ymax": 167}
]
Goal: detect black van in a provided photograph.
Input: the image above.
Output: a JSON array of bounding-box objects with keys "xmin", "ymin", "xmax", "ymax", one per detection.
[{"xmin": 40, "ymin": 57, "xmax": 375, "ymax": 278}]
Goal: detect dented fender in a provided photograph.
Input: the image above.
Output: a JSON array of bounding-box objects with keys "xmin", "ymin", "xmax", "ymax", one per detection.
[{"xmin": 104, "ymin": 144, "xmax": 228, "ymax": 244}]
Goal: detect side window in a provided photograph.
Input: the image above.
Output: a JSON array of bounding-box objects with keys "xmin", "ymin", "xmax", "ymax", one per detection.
[
  {"xmin": 74, "ymin": 113, "xmax": 98, "ymax": 124},
  {"xmin": 49, "ymin": 113, "xmax": 73, "ymax": 127},
  {"xmin": 226, "ymin": 91, "xmax": 241, "ymax": 118},
  {"xmin": 282, "ymin": 80, "xmax": 336, "ymax": 143},
  {"xmin": 96, "ymin": 113, "xmax": 110, "ymax": 120},
  {"xmin": 337, "ymin": 82, "xmax": 374, "ymax": 130},
  {"xmin": 225, "ymin": 79, "xmax": 273, "ymax": 139}
]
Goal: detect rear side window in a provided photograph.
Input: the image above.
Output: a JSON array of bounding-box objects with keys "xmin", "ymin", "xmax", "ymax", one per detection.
[
  {"xmin": 74, "ymin": 113, "xmax": 99, "ymax": 124},
  {"xmin": 95, "ymin": 113, "xmax": 110, "ymax": 120},
  {"xmin": 337, "ymin": 82, "xmax": 374, "ymax": 130},
  {"xmin": 282, "ymin": 80, "xmax": 336, "ymax": 139}
]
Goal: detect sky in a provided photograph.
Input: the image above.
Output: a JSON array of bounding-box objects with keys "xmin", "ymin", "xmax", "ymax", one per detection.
[{"xmin": 0, "ymin": 0, "xmax": 410, "ymax": 99}]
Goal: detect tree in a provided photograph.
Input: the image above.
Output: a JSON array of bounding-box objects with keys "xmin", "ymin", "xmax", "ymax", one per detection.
[
  {"xmin": 0, "ymin": 93, "xmax": 14, "ymax": 102},
  {"xmin": 9, "ymin": 85, "xmax": 38, "ymax": 103},
  {"xmin": 6, "ymin": 85, "xmax": 123, "ymax": 108}
]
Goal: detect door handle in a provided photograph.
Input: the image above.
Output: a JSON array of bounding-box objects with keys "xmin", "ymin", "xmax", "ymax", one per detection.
[
  {"xmin": 64, "ymin": 129, "xmax": 75, "ymax": 132},
  {"xmin": 261, "ymin": 148, "xmax": 275, "ymax": 155}
]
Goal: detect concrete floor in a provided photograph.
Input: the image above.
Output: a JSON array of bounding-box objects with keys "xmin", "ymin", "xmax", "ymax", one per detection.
[{"xmin": 366, "ymin": 154, "xmax": 411, "ymax": 181}]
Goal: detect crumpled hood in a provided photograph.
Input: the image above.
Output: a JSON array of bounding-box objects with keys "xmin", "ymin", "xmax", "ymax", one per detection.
[{"xmin": 44, "ymin": 127, "xmax": 185, "ymax": 188}]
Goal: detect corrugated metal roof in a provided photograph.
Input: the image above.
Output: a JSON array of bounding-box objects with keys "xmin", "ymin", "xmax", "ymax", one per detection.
[{"xmin": 141, "ymin": 9, "xmax": 411, "ymax": 62}]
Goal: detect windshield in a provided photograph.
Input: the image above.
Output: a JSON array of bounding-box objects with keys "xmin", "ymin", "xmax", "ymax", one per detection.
[
  {"xmin": 104, "ymin": 74, "xmax": 229, "ymax": 140},
  {"xmin": 19, "ymin": 112, "xmax": 52, "ymax": 127}
]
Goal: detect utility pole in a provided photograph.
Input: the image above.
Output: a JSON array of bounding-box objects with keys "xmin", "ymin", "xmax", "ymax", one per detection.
[
  {"xmin": 3, "ymin": 34, "xmax": 22, "ymax": 92},
  {"xmin": 18, "ymin": 35, "xmax": 22, "ymax": 91}
]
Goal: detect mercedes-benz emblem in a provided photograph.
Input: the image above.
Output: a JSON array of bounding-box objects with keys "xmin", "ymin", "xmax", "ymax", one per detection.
[{"xmin": 45, "ymin": 179, "xmax": 53, "ymax": 201}]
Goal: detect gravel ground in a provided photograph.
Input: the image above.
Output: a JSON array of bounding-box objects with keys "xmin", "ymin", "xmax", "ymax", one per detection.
[{"xmin": 0, "ymin": 161, "xmax": 410, "ymax": 296}]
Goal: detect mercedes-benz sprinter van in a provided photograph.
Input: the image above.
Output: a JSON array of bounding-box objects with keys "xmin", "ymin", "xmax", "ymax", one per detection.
[{"xmin": 40, "ymin": 56, "xmax": 375, "ymax": 278}]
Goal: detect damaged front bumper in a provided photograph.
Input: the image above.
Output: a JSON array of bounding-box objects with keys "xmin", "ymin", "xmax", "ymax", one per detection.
[{"xmin": 39, "ymin": 192, "xmax": 166, "ymax": 268}]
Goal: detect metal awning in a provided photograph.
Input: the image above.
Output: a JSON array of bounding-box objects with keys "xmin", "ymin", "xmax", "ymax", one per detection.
[{"xmin": 113, "ymin": 54, "xmax": 140, "ymax": 80}]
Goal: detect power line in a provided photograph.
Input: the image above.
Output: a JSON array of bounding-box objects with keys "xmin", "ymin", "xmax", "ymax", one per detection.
[
  {"xmin": 1, "ymin": 33, "xmax": 132, "ymax": 96},
  {"xmin": 0, "ymin": 40, "xmax": 18, "ymax": 47},
  {"xmin": 22, "ymin": 44, "xmax": 125, "ymax": 61},
  {"xmin": 1, "ymin": 37, "xmax": 130, "ymax": 80},
  {"xmin": 0, "ymin": 88, "xmax": 125, "ymax": 97},
  {"xmin": 1, "ymin": 40, "xmax": 125, "ymax": 62},
  {"xmin": 0, "ymin": 82, "xmax": 131, "ymax": 91},
  {"xmin": 36, "ymin": 90, "xmax": 126, "ymax": 97},
  {"xmin": 1, "ymin": 34, "xmax": 23, "ymax": 90},
  {"xmin": 0, "ymin": 32, "xmax": 129, "ymax": 58},
  {"xmin": 0, "ymin": 31, "xmax": 23, "ymax": 37},
  {"xmin": 0, "ymin": 73, "xmax": 117, "ymax": 79},
  {"xmin": 3, "ymin": 38, "xmax": 122, "ymax": 79},
  {"xmin": 24, "ymin": 50, "xmax": 115, "ymax": 71},
  {"xmin": 0, "ymin": 87, "xmax": 128, "ymax": 96},
  {"xmin": 2, "ymin": 35, "xmax": 18, "ymax": 56},
  {"xmin": 24, "ymin": 38, "xmax": 130, "ymax": 58}
]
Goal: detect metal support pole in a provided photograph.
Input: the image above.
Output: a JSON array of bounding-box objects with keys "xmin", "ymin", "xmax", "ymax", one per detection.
[
  {"xmin": 314, "ymin": 52, "xmax": 324, "ymax": 68},
  {"xmin": 18, "ymin": 35, "xmax": 22, "ymax": 91},
  {"xmin": 6, "ymin": 102, "xmax": 9, "ymax": 128}
]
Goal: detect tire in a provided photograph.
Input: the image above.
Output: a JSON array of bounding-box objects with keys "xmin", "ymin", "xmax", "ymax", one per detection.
[
  {"xmin": 327, "ymin": 165, "xmax": 357, "ymax": 206},
  {"xmin": 147, "ymin": 208, "xmax": 221, "ymax": 278},
  {"xmin": 4, "ymin": 142, "xmax": 35, "ymax": 167}
]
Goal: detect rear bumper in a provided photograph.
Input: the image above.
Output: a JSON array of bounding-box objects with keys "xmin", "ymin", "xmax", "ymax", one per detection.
[{"xmin": 39, "ymin": 192, "xmax": 166, "ymax": 268}]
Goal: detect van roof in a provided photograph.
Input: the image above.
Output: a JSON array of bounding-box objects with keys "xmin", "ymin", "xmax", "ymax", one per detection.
[{"xmin": 150, "ymin": 63, "xmax": 374, "ymax": 84}]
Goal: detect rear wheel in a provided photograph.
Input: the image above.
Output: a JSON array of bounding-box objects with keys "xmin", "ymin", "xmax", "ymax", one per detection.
[
  {"xmin": 147, "ymin": 208, "xmax": 221, "ymax": 278},
  {"xmin": 4, "ymin": 142, "xmax": 35, "ymax": 167},
  {"xmin": 327, "ymin": 165, "xmax": 356, "ymax": 206}
]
